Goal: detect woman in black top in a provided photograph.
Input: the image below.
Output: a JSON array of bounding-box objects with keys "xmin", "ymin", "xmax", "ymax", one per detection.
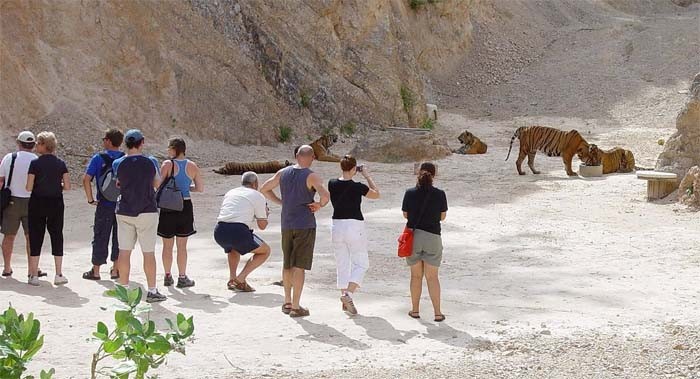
[
  {"xmin": 328, "ymin": 155, "xmax": 380, "ymax": 315},
  {"xmin": 26, "ymin": 132, "xmax": 71, "ymax": 286},
  {"xmin": 401, "ymin": 162, "xmax": 447, "ymax": 322}
]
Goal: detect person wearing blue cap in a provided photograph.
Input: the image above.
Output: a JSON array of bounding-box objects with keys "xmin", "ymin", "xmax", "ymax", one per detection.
[{"xmin": 112, "ymin": 129, "xmax": 166, "ymax": 302}]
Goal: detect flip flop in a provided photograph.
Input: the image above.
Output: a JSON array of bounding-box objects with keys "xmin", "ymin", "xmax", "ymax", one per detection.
[
  {"xmin": 408, "ymin": 311, "xmax": 420, "ymax": 319},
  {"xmin": 82, "ymin": 269, "xmax": 101, "ymax": 281},
  {"xmin": 281, "ymin": 303, "xmax": 293, "ymax": 315},
  {"xmin": 434, "ymin": 314, "xmax": 446, "ymax": 322},
  {"xmin": 110, "ymin": 269, "xmax": 119, "ymax": 280},
  {"xmin": 1, "ymin": 270, "xmax": 12, "ymax": 277}
]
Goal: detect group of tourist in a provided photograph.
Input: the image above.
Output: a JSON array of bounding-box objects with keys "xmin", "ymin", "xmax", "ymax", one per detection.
[{"xmin": 1, "ymin": 128, "xmax": 448, "ymax": 321}]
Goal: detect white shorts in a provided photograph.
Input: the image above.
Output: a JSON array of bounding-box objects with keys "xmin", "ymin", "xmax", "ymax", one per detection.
[
  {"xmin": 331, "ymin": 219, "xmax": 369, "ymax": 289},
  {"xmin": 116, "ymin": 213, "xmax": 159, "ymax": 253}
]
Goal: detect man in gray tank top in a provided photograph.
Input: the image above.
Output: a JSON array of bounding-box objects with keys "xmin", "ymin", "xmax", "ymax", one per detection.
[{"xmin": 261, "ymin": 145, "xmax": 329, "ymax": 318}]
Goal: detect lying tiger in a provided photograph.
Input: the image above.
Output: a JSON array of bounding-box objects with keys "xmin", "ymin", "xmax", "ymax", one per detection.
[
  {"xmin": 214, "ymin": 160, "xmax": 292, "ymax": 175},
  {"xmin": 506, "ymin": 125, "xmax": 591, "ymax": 176},
  {"xmin": 453, "ymin": 130, "xmax": 488, "ymax": 154},
  {"xmin": 579, "ymin": 144, "xmax": 635, "ymax": 174},
  {"xmin": 311, "ymin": 133, "xmax": 342, "ymax": 162}
]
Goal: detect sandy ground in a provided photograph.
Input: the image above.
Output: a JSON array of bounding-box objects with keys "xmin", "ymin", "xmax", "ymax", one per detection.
[{"xmin": 2, "ymin": 109, "xmax": 699, "ymax": 378}]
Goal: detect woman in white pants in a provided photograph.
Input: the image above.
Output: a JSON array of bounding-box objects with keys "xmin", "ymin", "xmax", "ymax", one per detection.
[{"xmin": 328, "ymin": 155, "xmax": 380, "ymax": 315}]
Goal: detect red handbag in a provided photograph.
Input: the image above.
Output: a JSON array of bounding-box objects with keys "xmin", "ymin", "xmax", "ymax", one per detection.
[
  {"xmin": 398, "ymin": 191, "xmax": 431, "ymax": 258},
  {"xmin": 397, "ymin": 227, "xmax": 414, "ymax": 257}
]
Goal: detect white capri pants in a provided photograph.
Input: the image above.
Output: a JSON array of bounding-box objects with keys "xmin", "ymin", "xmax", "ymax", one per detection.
[{"xmin": 332, "ymin": 219, "xmax": 369, "ymax": 289}]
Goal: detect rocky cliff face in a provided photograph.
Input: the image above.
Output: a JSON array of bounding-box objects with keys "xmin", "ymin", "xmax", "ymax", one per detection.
[
  {"xmin": 0, "ymin": 0, "xmax": 473, "ymax": 151},
  {"xmin": 656, "ymin": 73, "xmax": 700, "ymax": 182}
]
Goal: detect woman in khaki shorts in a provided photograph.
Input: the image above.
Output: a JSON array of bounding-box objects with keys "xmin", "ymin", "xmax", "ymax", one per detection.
[{"xmin": 401, "ymin": 162, "xmax": 447, "ymax": 322}]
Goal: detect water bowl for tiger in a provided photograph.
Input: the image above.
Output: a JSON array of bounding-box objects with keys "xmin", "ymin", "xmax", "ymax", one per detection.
[{"xmin": 579, "ymin": 164, "xmax": 603, "ymax": 177}]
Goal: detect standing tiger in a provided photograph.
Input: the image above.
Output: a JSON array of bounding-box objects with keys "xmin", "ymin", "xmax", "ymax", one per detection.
[
  {"xmin": 580, "ymin": 144, "xmax": 636, "ymax": 174},
  {"xmin": 214, "ymin": 160, "xmax": 291, "ymax": 175},
  {"xmin": 310, "ymin": 133, "xmax": 342, "ymax": 162},
  {"xmin": 505, "ymin": 126, "xmax": 590, "ymax": 176}
]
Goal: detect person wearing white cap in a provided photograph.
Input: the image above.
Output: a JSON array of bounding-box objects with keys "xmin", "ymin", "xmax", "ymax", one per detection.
[{"xmin": 0, "ymin": 131, "xmax": 43, "ymax": 278}]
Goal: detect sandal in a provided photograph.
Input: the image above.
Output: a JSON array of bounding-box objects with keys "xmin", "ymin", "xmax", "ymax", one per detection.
[
  {"xmin": 2, "ymin": 270, "xmax": 12, "ymax": 277},
  {"xmin": 227, "ymin": 279, "xmax": 237, "ymax": 291},
  {"xmin": 434, "ymin": 314, "xmax": 446, "ymax": 322},
  {"xmin": 289, "ymin": 307, "xmax": 310, "ymax": 318},
  {"xmin": 282, "ymin": 303, "xmax": 293, "ymax": 315},
  {"xmin": 82, "ymin": 269, "xmax": 101, "ymax": 281},
  {"xmin": 231, "ymin": 278, "xmax": 255, "ymax": 292},
  {"xmin": 110, "ymin": 268, "xmax": 119, "ymax": 280},
  {"xmin": 408, "ymin": 311, "xmax": 420, "ymax": 319}
]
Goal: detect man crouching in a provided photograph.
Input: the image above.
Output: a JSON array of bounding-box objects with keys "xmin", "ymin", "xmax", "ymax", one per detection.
[{"xmin": 214, "ymin": 171, "xmax": 271, "ymax": 291}]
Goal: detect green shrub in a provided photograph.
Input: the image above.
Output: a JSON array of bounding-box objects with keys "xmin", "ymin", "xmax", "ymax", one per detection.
[
  {"xmin": 400, "ymin": 85, "xmax": 415, "ymax": 114},
  {"xmin": 278, "ymin": 126, "xmax": 293, "ymax": 143},
  {"xmin": 409, "ymin": 0, "xmax": 440, "ymax": 10},
  {"xmin": 420, "ymin": 117, "xmax": 435, "ymax": 130},
  {"xmin": 340, "ymin": 122, "xmax": 356, "ymax": 136},
  {"xmin": 90, "ymin": 285, "xmax": 194, "ymax": 379},
  {"xmin": 299, "ymin": 91, "xmax": 311, "ymax": 108},
  {"xmin": 0, "ymin": 305, "xmax": 54, "ymax": 379}
]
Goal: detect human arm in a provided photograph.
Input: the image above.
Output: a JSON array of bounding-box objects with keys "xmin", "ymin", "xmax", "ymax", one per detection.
[
  {"xmin": 83, "ymin": 174, "xmax": 96, "ymax": 204},
  {"xmin": 26, "ymin": 174, "xmax": 35, "ymax": 192},
  {"xmin": 62, "ymin": 172, "xmax": 71, "ymax": 191},
  {"xmin": 440, "ymin": 190, "xmax": 447, "ymax": 221},
  {"xmin": 151, "ymin": 157, "xmax": 162, "ymax": 189},
  {"xmin": 360, "ymin": 167, "xmax": 380, "ymax": 199},
  {"xmin": 440, "ymin": 211, "xmax": 446, "ymax": 221},
  {"xmin": 403, "ymin": 211, "xmax": 408, "ymax": 220},
  {"xmin": 260, "ymin": 171, "xmax": 282, "ymax": 206},
  {"xmin": 256, "ymin": 219, "xmax": 269, "ymax": 230},
  {"xmin": 307, "ymin": 172, "xmax": 329, "ymax": 213},
  {"xmin": 188, "ymin": 162, "xmax": 204, "ymax": 193},
  {"xmin": 253, "ymin": 194, "xmax": 269, "ymax": 230}
]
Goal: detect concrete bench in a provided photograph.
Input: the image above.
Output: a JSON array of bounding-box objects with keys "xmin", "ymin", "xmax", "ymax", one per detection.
[{"xmin": 636, "ymin": 171, "xmax": 678, "ymax": 201}]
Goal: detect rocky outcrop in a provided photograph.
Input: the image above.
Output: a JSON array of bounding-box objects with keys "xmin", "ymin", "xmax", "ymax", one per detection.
[
  {"xmin": 0, "ymin": 0, "xmax": 473, "ymax": 151},
  {"xmin": 678, "ymin": 166, "xmax": 700, "ymax": 208},
  {"xmin": 656, "ymin": 73, "xmax": 700, "ymax": 182},
  {"xmin": 349, "ymin": 130, "xmax": 451, "ymax": 163}
]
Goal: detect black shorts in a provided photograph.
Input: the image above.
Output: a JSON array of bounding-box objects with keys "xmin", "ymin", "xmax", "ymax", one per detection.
[
  {"xmin": 157, "ymin": 199, "xmax": 196, "ymax": 238},
  {"xmin": 214, "ymin": 222, "xmax": 263, "ymax": 255}
]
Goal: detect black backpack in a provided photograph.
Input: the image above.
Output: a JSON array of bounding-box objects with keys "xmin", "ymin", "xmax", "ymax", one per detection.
[{"xmin": 96, "ymin": 152, "xmax": 123, "ymax": 202}]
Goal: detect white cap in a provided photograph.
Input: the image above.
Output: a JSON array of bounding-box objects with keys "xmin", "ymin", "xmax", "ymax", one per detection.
[{"xmin": 17, "ymin": 131, "xmax": 35, "ymax": 143}]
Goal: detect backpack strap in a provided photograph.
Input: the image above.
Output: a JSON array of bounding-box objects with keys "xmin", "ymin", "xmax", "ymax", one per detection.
[
  {"xmin": 5, "ymin": 152, "xmax": 18, "ymax": 189},
  {"xmin": 99, "ymin": 152, "xmax": 115, "ymax": 168}
]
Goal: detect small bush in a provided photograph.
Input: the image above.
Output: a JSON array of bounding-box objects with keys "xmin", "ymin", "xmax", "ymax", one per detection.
[
  {"xmin": 0, "ymin": 305, "xmax": 54, "ymax": 379},
  {"xmin": 409, "ymin": 0, "xmax": 440, "ymax": 10},
  {"xmin": 90, "ymin": 285, "xmax": 194, "ymax": 379},
  {"xmin": 400, "ymin": 85, "xmax": 415, "ymax": 114},
  {"xmin": 420, "ymin": 117, "xmax": 435, "ymax": 130},
  {"xmin": 299, "ymin": 91, "xmax": 311, "ymax": 108},
  {"xmin": 340, "ymin": 122, "xmax": 356, "ymax": 136},
  {"xmin": 278, "ymin": 126, "xmax": 293, "ymax": 143}
]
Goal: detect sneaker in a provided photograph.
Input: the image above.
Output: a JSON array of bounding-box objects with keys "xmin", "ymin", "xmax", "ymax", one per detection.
[
  {"xmin": 340, "ymin": 294, "xmax": 357, "ymax": 315},
  {"xmin": 176, "ymin": 276, "xmax": 195, "ymax": 288},
  {"xmin": 27, "ymin": 275, "xmax": 40, "ymax": 286},
  {"xmin": 146, "ymin": 289, "xmax": 167, "ymax": 303},
  {"xmin": 163, "ymin": 274, "xmax": 174, "ymax": 287},
  {"xmin": 54, "ymin": 274, "xmax": 68, "ymax": 285}
]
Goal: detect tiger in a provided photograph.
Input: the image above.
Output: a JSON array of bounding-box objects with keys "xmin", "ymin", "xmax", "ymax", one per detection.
[
  {"xmin": 579, "ymin": 144, "xmax": 635, "ymax": 174},
  {"xmin": 505, "ymin": 126, "xmax": 590, "ymax": 176},
  {"xmin": 213, "ymin": 160, "xmax": 292, "ymax": 175},
  {"xmin": 453, "ymin": 130, "xmax": 488, "ymax": 154},
  {"xmin": 310, "ymin": 133, "xmax": 342, "ymax": 162}
]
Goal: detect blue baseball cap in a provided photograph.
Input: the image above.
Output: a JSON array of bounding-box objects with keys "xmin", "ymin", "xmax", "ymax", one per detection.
[{"xmin": 124, "ymin": 129, "xmax": 144, "ymax": 143}]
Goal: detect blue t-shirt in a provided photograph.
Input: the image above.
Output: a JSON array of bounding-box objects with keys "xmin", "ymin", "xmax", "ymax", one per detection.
[
  {"xmin": 85, "ymin": 150, "xmax": 124, "ymax": 206},
  {"xmin": 113, "ymin": 155, "xmax": 160, "ymax": 217}
]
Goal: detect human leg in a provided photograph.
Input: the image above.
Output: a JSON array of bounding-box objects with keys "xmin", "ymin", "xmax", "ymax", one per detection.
[
  {"xmin": 90, "ymin": 204, "xmax": 112, "ymax": 275},
  {"xmin": 46, "ymin": 199, "xmax": 65, "ymax": 276},
  {"xmin": 161, "ymin": 237, "xmax": 175, "ymax": 282},
  {"xmin": 237, "ymin": 241, "xmax": 270, "ymax": 283},
  {"xmin": 2, "ymin": 234, "xmax": 16, "ymax": 274},
  {"xmin": 227, "ymin": 250, "xmax": 241, "ymax": 281},
  {"xmin": 175, "ymin": 236, "xmax": 188, "ymax": 276},
  {"xmin": 424, "ymin": 263, "xmax": 442, "ymax": 318},
  {"xmin": 291, "ymin": 267, "xmax": 305, "ymax": 309},
  {"xmin": 27, "ymin": 198, "xmax": 47, "ymax": 278},
  {"xmin": 409, "ymin": 261, "xmax": 424, "ymax": 314},
  {"xmin": 115, "ymin": 215, "xmax": 137, "ymax": 286}
]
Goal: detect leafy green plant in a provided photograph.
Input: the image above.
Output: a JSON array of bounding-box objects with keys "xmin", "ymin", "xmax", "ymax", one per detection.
[
  {"xmin": 299, "ymin": 91, "xmax": 311, "ymax": 108},
  {"xmin": 278, "ymin": 126, "xmax": 293, "ymax": 143},
  {"xmin": 400, "ymin": 85, "xmax": 415, "ymax": 114},
  {"xmin": 90, "ymin": 285, "xmax": 194, "ymax": 379},
  {"xmin": 340, "ymin": 121, "xmax": 356, "ymax": 136},
  {"xmin": 420, "ymin": 117, "xmax": 435, "ymax": 130},
  {"xmin": 0, "ymin": 305, "xmax": 54, "ymax": 379},
  {"xmin": 686, "ymin": 186, "xmax": 694, "ymax": 196}
]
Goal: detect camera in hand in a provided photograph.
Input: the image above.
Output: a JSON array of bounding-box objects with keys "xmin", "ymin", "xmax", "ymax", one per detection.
[{"xmin": 356, "ymin": 164, "xmax": 364, "ymax": 172}]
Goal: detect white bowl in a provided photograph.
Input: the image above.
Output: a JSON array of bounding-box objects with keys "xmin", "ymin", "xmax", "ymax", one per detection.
[{"xmin": 579, "ymin": 164, "xmax": 603, "ymax": 177}]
